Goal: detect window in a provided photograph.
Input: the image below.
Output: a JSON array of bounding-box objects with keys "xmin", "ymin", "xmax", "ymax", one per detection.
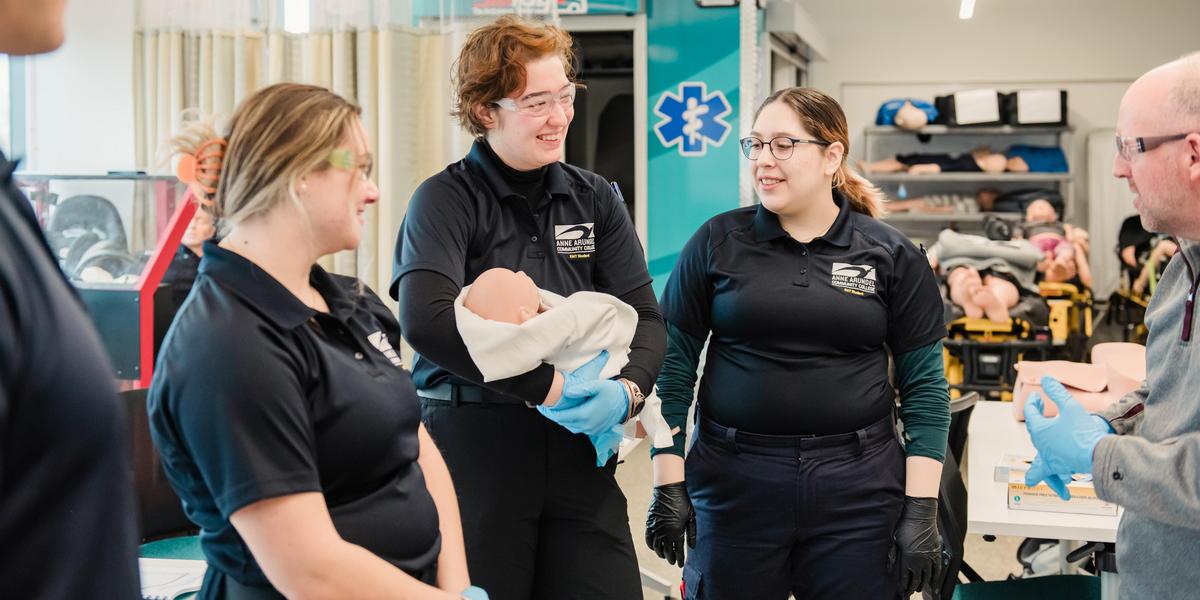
[
  {"xmin": 283, "ymin": 0, "xmax": 311, "ymax": 33},
  {"xmin": 1, "ymin": 55, "xmax": 10, "ymax": 152},
  {"xmin": 1, "ymin": 55, "xmax": 25, "ymax": 158}
]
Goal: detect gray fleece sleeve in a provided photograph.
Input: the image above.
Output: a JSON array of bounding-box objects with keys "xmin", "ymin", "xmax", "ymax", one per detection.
[
  {"xmin": 1093, "ymin": 431, "xmax": 1200, "ymax": 531},
  {"xmin": 1097, "ymin": 385, "xmax": 1148, "ymax": 435}
]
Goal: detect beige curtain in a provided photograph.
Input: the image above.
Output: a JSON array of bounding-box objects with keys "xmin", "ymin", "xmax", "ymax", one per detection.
[{"xmin": 133, "ymin": 17, "xmax": 451, "ymax": 300}]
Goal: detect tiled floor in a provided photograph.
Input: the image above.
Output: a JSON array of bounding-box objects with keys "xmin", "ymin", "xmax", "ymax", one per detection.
[{"xmin": 614, "ymin": 441, "xmax": 1028, "ymax": 599}]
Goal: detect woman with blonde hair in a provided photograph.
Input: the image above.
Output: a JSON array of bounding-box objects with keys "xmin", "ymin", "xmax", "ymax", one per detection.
[
  {"xmin": 645, "ymin": 87, "xmax": 949, "ymax": 599},
  {"xmin": 149, "ymin": 82, "xmax": 486, "ymax": 599}
]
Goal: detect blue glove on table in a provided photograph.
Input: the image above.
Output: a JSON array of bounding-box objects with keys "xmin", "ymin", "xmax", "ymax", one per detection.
[
  {"xmin": 537, "ymin": 351, "xmax": 630, "ymax": 437},
  {"xmin": 1023, "ymin": 376, "xmax": 1114, "ymax": 500}
]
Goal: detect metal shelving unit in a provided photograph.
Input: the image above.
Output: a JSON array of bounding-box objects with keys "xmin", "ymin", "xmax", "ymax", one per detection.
[{"xmin": 863, "ymin": 124, "xmax": 1075, "ymax": 243}]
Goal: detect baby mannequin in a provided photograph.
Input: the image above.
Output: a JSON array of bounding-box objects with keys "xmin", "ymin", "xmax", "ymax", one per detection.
[
  {"xmin": 1016, "ymin": 199, "xmax": 1093, "ymax": 286},
  {"xmin": 462, "ymin": 267, "xmax": 543, "ymax": 324},
  {"xmin": 893, "ymin": 100, "xmax": 930, "ymax": 130},
  {"xmin": 458, "ymin": 267, "xmax": 674, "ymax": 465},
  {"xmin": 946, "ymin": 266, "xmax": 1020, "ymax": 323}
]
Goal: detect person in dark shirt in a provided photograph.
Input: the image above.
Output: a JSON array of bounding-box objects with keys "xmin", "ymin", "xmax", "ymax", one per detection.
[
  {"xmin": 148, "ymin": 83, "xmax": 485, "ymax": 600},
  {"xmin": 391, "ymin": 15, "xmax": 666, "ymax": 600},
  {"xmin": 160, "ymin": 206, "xmax": 216, "ymax": 303},
  {"xmin": 0, "ymin": 1, "xmax": 140, "ymax": 597},
  {"xmin": 645, "ymin": 88, "xmax": 950, "ymax": 599}
]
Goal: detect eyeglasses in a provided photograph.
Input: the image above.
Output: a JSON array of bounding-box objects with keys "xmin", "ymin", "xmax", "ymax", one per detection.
[
  {"xmin": 327, "ymin": 148, "xmax": 374, "ymax": 182},
  {"xmin": 493, "ymin": 84, "xmax": 578, "ymax": 117},
  {"xmin": 739, "ymin": 136, "xmax": 830, "ymax": 160},
  {"xmin": 1115, "ymin": 132, "xmax": 1195, "ymax": 161}
]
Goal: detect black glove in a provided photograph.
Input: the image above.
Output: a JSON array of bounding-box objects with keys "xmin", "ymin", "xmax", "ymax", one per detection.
[
  {"xmin": 645, "ymin": 481, "xmax": 696, "ymax": 567},
  {"xmin": 891, "ymin": 496, "xmax": 942, "ymax": 597}
]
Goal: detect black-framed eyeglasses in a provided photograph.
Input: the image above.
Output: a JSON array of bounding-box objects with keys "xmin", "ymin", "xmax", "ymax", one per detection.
[
  {"xmin": 740, "ymin": 136, "xmax": 830, "ymax": 160},
  {"xmin": 1115, "ymin": 132, "xmax": 1196, "ymax": 161}
]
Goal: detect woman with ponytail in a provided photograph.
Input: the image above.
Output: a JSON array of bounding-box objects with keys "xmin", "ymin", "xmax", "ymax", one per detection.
[
  {"xmin": 148, "ymin": 83, "xmax": 486, "ymax": 600},
  {"xmin": 645, "ymin": 87, "xmax": 950, "ymax": 600}
]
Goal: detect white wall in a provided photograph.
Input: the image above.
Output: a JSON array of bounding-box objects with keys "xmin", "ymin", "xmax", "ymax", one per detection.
[{"xmin": 26, "ymin": 0, "xmax": 137, "ymax": 172}]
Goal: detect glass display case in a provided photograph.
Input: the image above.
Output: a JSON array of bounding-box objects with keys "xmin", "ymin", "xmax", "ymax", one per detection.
[{"xmin": 15, "ymin": 173, "xmax": 198, "ymax": 387}]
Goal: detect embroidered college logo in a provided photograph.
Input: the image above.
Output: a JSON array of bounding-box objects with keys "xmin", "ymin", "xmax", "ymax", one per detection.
[
  {"xmin": 366, "ymin": 331, "xmax": 404, "ymax": 368},
  {"xmin": 554, "ymin": 222, "xmax": 595, "ymax": 259},
  {"xmin": 831, "ymin": 262, "xmax": 877, "ymax": 296}
]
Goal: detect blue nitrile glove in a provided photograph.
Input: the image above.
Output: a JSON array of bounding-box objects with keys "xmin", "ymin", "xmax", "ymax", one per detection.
[
  {"xmin": 460, "ymin": 585, "xmax": 489, "ymax": 600},
  {"xmin": 563, "ymin": 350, "xmax": 609, "ymax": 391},
  {"xmin": 589, "ymin": 424, "xmax": 625, "ymax": 466},
  {"xmin": 537, "ymin": 360, "xmax": 630, "ymax": 437},
  {"xmin": 1023, "ymin": 376, "xmax": 1115, "ymax": 500}
]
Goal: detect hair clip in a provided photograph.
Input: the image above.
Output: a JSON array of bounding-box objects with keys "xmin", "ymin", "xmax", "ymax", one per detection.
[{"xmin": 176, "ymin": 138, "xmax": 227, "ymax": 205}]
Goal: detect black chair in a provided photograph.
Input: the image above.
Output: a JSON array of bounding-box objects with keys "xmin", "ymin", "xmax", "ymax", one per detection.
[
  {"xmin": 44, "ymin": 194, "xmax": 139, "ymax": 279},
  {"xmin": 122, "ymin": 388, "xmax": 195, "ymax": 541},
  {"xmin": 946, "ymin": 392, "xmax": 979, "ymax": 467},
  {"xmin": 926, "ymin": 393, "xmax": 985, "ymax": 600}
]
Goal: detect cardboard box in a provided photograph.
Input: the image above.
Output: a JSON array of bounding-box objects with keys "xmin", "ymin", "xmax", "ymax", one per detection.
[
  {"xmin": 1007, "ymin": 472, "xmax": 1119, "ymax": 516},
  {"xmin": 994, "ymin": 453, "xmax": 1033, "ymax": 482}
]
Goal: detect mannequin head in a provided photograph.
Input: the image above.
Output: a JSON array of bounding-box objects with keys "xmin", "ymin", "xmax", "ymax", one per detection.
[
  {"xmin": 464, "ymin": 267, "xmax": 543, "ymax": 324},
  {"xmin": 1025, "ymin": 198, "xmax": 1059, "ymax": 223},
  {"xmin": 893, "ymin": 101, "xmax": 929, "ymax": 131}
]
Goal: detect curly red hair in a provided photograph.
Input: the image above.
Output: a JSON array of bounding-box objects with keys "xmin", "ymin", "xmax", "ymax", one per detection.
[{"xmin": 451, "ymin": 15, "xmax": 577, "ymax": 137}]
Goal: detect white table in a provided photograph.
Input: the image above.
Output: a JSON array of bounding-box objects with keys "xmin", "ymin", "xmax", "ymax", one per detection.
[{"xmin": 966, "ymin": 400, "xmax": 1120, "ymax": 598}]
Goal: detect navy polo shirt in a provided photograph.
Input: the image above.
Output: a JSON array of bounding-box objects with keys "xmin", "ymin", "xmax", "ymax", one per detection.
[
  {"xmin": 661, "ymin": 191, "xmax": 944, "ymax": 435},
  {"xmin": 392, "ymin": 139, "xmax": 650, "ymax": 390},
  {"xmin": 148, "ymin": 242, "xmax": 440, "ymax": 596},
  {"xmin": 0, "ymin": 152, "xmax": 140, "ymax": 597}
]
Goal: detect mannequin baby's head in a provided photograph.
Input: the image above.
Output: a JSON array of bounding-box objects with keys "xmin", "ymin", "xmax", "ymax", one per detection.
[
  {"xmin": 463, "ymin": 267, "xmax": 543, "ymax": 324},
  {"xmin": 1025, "ymin": 198, "xmax": 1059, "ymax": 223}
]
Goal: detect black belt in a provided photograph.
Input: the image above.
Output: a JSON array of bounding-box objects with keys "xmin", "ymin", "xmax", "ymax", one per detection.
[{"xmin": 416, "ymin": 382, "xmax": 527, "ymax": 406}]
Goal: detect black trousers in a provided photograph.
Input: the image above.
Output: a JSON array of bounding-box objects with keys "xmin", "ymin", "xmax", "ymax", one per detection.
[
  {"xmin": 683, "ymin": 414, "xmax": 906, "ymax": 600},
  {"xmin": 421, "ymin": 397, "xmax": 640, "ymax": 600}
]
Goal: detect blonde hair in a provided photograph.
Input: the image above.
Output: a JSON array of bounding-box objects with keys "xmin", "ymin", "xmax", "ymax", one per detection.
[
  {"xmin": 755, "ymin": 87, "xmax": 886, "ymax": 218},
  {"xmin": 169, "ymin": 83, "xmax": 362, "ymax": 229}
]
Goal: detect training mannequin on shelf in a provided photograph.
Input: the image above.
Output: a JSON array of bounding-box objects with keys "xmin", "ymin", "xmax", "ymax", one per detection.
[
  {"xmin": 862, "ymin": 148, "xmax": 1019, "ymax": 174},
  {"xmin": 457, "ymin": 267, "xmax": 675, "ymax": 465},
  {"xmin": 1015, "ymin": 199, "xmax": 1093, "ymax": 286},
  {"xmin": 893, "ymin": 101, "xmax": 930, "ymax": 131}
]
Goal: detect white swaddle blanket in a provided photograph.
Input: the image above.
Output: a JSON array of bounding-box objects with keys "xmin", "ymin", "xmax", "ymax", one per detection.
[{"xmin": 455, "ymin": 286, "xmax": 674, "ymax": 451}]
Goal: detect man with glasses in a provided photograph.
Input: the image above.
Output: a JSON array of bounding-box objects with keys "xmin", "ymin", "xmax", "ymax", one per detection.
[{"xmin": 1023, "ymin": 51, "xmax": 1200, "ymax": 598}]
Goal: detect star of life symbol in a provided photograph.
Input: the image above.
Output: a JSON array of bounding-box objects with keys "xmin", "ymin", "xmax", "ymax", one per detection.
[{"xmin": 653, "ymin": 82, "xmax": 732, "ymax": 157}]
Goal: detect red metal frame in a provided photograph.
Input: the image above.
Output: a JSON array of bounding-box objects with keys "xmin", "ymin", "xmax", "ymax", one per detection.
[{"xmin": 133, "ymin": 189, "xmax": 197, "ymax": 388}]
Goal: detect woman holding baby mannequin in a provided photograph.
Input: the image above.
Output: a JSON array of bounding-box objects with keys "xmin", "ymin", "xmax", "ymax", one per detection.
[
  {"xmin": 148, "ymin": 83, "xmax": 485, "ymax": 599},
  {"xmin": 390, "ymin": 15, "xmax": 666, "ymax": 600},
  {"xmin": 646, "ymin": 88, "xmax": 950, "ymax": 599}
]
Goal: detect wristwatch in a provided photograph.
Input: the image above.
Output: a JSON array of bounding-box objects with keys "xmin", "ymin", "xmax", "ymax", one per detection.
[{"xmin": 619, "ymin": 378, "xmax": 646, "ymax": 420}]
